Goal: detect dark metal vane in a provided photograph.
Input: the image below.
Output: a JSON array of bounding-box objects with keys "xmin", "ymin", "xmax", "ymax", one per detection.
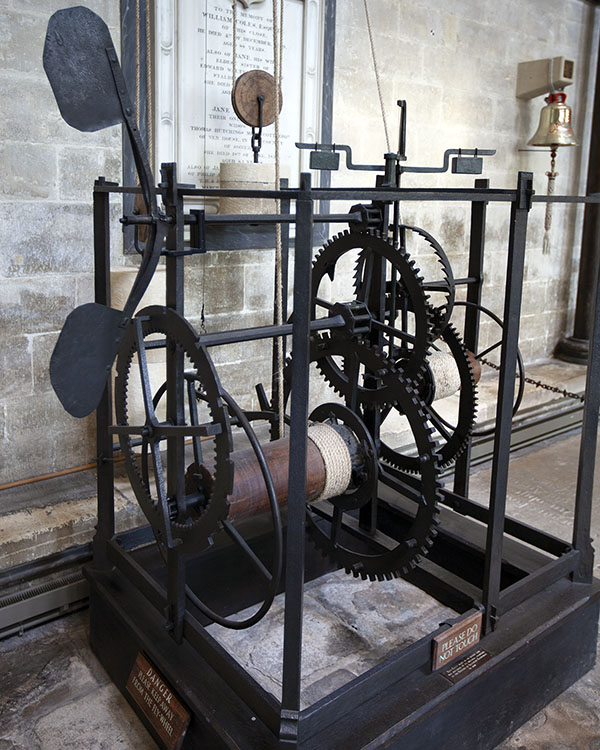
[{"xmin": 43, "ymin": 6, "xmax": 167, "ymax": 418}]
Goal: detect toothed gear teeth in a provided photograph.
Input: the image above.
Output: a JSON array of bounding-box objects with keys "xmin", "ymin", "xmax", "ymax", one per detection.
[
  {"xmin": 381, "ymin": 320, "xmax": 477, "ymax": 473},
  {"xmin": 115, "ymin": 307, "xmax": 233, "ymax": 554},
  {"xmin": 314, "ymin": 230, "xmax": 432, "ymax": 387},
  {"xmin": 306, "ymin": 369, "xmax": 442, "ymax": 580}
]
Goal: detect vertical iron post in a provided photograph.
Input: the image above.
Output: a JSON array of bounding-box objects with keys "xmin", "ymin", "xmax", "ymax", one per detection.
[
  {"xmin": 572, "ymin": 223, "xmax": 600, "ymax": 582},
  {"xmin": 280, "ymin": 173, "xmax": 313, "ymax": 746},
  {"xmin": 482, "ymin": 172, "xmax": 532, "ymax": 634},
  {"xmin": 163, "ymin": 163, "xmax": 186, "ymax": 508},
  {"xmin": 93, "ymin": 177, "xmax": 116, "ymax": 569},
  {"xmin": 162, "ymin": 163, "xmax": 186, "ymax": 640},
  {"xmin": 453, "ymin": 178, "xmax": 489, "ymax": 497}
]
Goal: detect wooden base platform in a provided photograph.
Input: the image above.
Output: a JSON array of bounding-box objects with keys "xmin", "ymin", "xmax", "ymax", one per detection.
[{"xmin": 86, "ymin": 557, "xmax": 600, "ymax": 749}]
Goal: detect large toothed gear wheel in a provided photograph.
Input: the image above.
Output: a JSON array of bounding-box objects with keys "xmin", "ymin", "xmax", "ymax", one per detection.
[
  {"xmin": 311, "ymin": 230, "xmax": 432, "ymax": 384},
  {"xmin": 307, "ymin": 376, "xmax": 442, "ymax": 581},
  {"xmin": 114, "ymin": 306, "xmax": 233, "ymax": 554},
  {"xmin": 363, "ymin": 224, "xmax": 455, "ymax": 339},
  {"xmin": 380, "ymin": 321, "xmax": 478, "ymax": 472}
]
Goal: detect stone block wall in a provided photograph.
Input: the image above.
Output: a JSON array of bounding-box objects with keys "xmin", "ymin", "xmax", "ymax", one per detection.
[
  {"xmin": 0, "ymin": 0, "xmax": 598, "ymax": 498},
  {"xmin": 331, "ymin": 0, "xmax": 598, "ymax": 366},
  {"xmin": 0, "ymin": 1, "xmax": 125, "ymax": 487}
]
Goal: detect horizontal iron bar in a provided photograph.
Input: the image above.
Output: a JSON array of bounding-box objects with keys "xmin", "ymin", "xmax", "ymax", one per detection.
[
  {"xmin": 380, "ymin": 465, "xmax": 571, "ymax": 558},
  {"xmin": 438, "ymin": 485, "xmax": 572, "ymax": 557},
  {"xmin": 96, "ymin": 181, "xmax": 600, "ymax": 206},
  {"xmin": 192, "ymin": 315, "xmax": 346, "ymax": 348},
  {"xmin": 310, "ymin": 187, "xmax": 518, "ymax": 202},
  {"xmin": 122, "ymin": 212, "xmax": 359, "ymax": 226},
  {"xmin": 195, "ymin": 212, "xmax": 358, "ymax": 225},
  {"xmin": 110, "ymin": 423, "xmax": 222, "ymax": 437},
  {"xmin": 422, "ymin": 276, "xmax": 478, "ymax": 289},
  {"xmin": 498, "ymin": 549, "xmax": 580, "ymax": 615},
  {"xmin": 142, "ymin": 315, "xmax": 345, "ymax": 350},
  {"xmin": 532, "ymin": 194, "xmax": 600, "ymax": 203}
]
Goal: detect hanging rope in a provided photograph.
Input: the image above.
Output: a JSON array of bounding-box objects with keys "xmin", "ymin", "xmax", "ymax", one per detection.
[
  {"xmin": 145, "ymin": 0, "xmax": 154, "ymax": 172},
  {"xmin": 363, "ymin": 0, "xmax": 391, "ymax": 152},
  {"xmin": 135, "ymin": 0, "xmax": 141, "ymax": 127},
  {"xmin": 232, "ymin": 0, "xmax": 238, "ymax": 87},
  {"xmin": 543, "ymin": 150, "xmax": 557, "ymax": 256},
  {"xmin": 273, "ymin": 0, "xmax": 285, "ymax": 436}
]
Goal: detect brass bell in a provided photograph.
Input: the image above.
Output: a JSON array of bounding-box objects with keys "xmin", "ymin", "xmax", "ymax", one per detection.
[{"xmin": 528, "ymin": 91, "xmax": 578, "ymax": 147}]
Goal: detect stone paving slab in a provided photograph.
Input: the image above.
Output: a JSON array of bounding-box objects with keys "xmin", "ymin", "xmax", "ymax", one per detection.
[
  {"xmin": 207, "ymin": 570, "xmax": 455, "ymax": 708},
  {"xmin": 0, "ymin": 613, "xmax": 154, "ymax": 749}
]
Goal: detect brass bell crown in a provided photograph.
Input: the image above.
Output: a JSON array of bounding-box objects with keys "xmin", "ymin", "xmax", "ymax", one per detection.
[{"xmin": 528, "ymin": 91, "xmax": 578, "ymax": 148}]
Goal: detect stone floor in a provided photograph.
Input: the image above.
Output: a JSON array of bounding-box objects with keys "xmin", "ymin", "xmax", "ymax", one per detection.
[{"xmin": 1, "ymin": 424, "xmax": 600, "ymax": 749}]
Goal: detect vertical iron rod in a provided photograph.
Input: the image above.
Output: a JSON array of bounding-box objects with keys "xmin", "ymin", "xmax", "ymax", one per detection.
[
  {"xmin": 163, "ymin": 163, "xmax": 187, "ymax": 639},
  {"xmin": 280, "ymin": 174, "xmax": 313, "ymax": 742},
  {"xmin": 453, "ymin": 178, "xmax": 488, "ymax": 497},
  {"xmin": 163, "ymin": 164, "xmax": 186, "ymax": 512},
  {"xmin": 482, "ymin": 172, "xmax": 532, "ymax": 633}
]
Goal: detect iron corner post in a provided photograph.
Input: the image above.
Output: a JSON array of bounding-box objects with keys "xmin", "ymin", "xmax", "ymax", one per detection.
[
  {"xmin": 572, "ymin": 210, "xmax": 600, "ymax": 581},
  {"xmin": 280, "ymin": 173, "xmax": 314, "ymax": 745},
  {"xmin": 482, "ymin": 172, "xmax": 533, "ymax": 634}
]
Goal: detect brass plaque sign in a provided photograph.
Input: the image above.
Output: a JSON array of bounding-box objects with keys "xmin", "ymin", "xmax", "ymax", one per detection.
[
  {"xmin": 126, "ymin": 652, "xmax": 190, "ymax": 749},
  {"xmin": 432, "ymin": 611, "xmax": 483, "ymax": 671},
  {"xmin": 441, "ymin": 648, "xmax": 492, "ymax": 684}
]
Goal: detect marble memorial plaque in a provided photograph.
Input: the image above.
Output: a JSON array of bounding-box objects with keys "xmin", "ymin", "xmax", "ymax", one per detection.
[
  {"xmin": 155, "ymin": 0, "xmax": 325, "ymax": 203},
  {"xmin": 126, "ymin": 652, "xmax": 190, "ymax": 749}
]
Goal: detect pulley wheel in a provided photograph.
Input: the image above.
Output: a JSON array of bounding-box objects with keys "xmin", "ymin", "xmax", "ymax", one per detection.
[{"xmin": 231, "ymin": 69, "xmax": 283, "ymax": 127}]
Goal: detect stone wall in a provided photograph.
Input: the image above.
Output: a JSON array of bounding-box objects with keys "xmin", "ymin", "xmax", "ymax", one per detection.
[
  {"xmin": 0, "ymin": 0, "xmax": 124, "ymax": 486},
  {"xmin": 0, "ymin": 0, "xmax": 598, "ymax": 493},
  {"xmin": 332, "ymin": 0, "xmax": 599, "ymax": 365}
]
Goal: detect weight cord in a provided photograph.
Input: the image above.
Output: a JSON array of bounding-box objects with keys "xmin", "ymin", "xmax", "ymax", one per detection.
[
  {"xmin": 232, "ymin": 0, "xmax": 237, "ymax": 87},
  {"xmin": 273, "ymin": 0, "xmax": 285, "ymax": 436},
  {"xmin": 232, "ymin": 0, "xmax": 284, "ymax": 433},
  {"xmin": 363, "ymin": 0, "xmax": 391, "ymax": 152},
  {"xmin": 145, "ymin": 0, "xmax": 154, "ymax": 171}
]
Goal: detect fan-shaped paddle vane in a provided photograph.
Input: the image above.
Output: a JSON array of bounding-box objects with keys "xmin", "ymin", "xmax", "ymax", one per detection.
[{"xmin": 43, "ymin": 6, "xmax": 168, "ymax": 417}]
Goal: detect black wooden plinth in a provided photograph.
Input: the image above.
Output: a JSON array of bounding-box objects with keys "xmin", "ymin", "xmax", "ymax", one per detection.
[{"xmin": 86, "ymin": 563, "xmax": 599, "ymax": 750}]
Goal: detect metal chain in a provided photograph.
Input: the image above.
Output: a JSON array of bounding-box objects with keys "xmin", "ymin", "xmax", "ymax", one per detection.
[
  {"xmin": 363, "ymin": 0, "xmax": 391, "ymax": 152},
  {"xmin": 480, "ymin": 357, "xmax": 584, "ymax": 403}
]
